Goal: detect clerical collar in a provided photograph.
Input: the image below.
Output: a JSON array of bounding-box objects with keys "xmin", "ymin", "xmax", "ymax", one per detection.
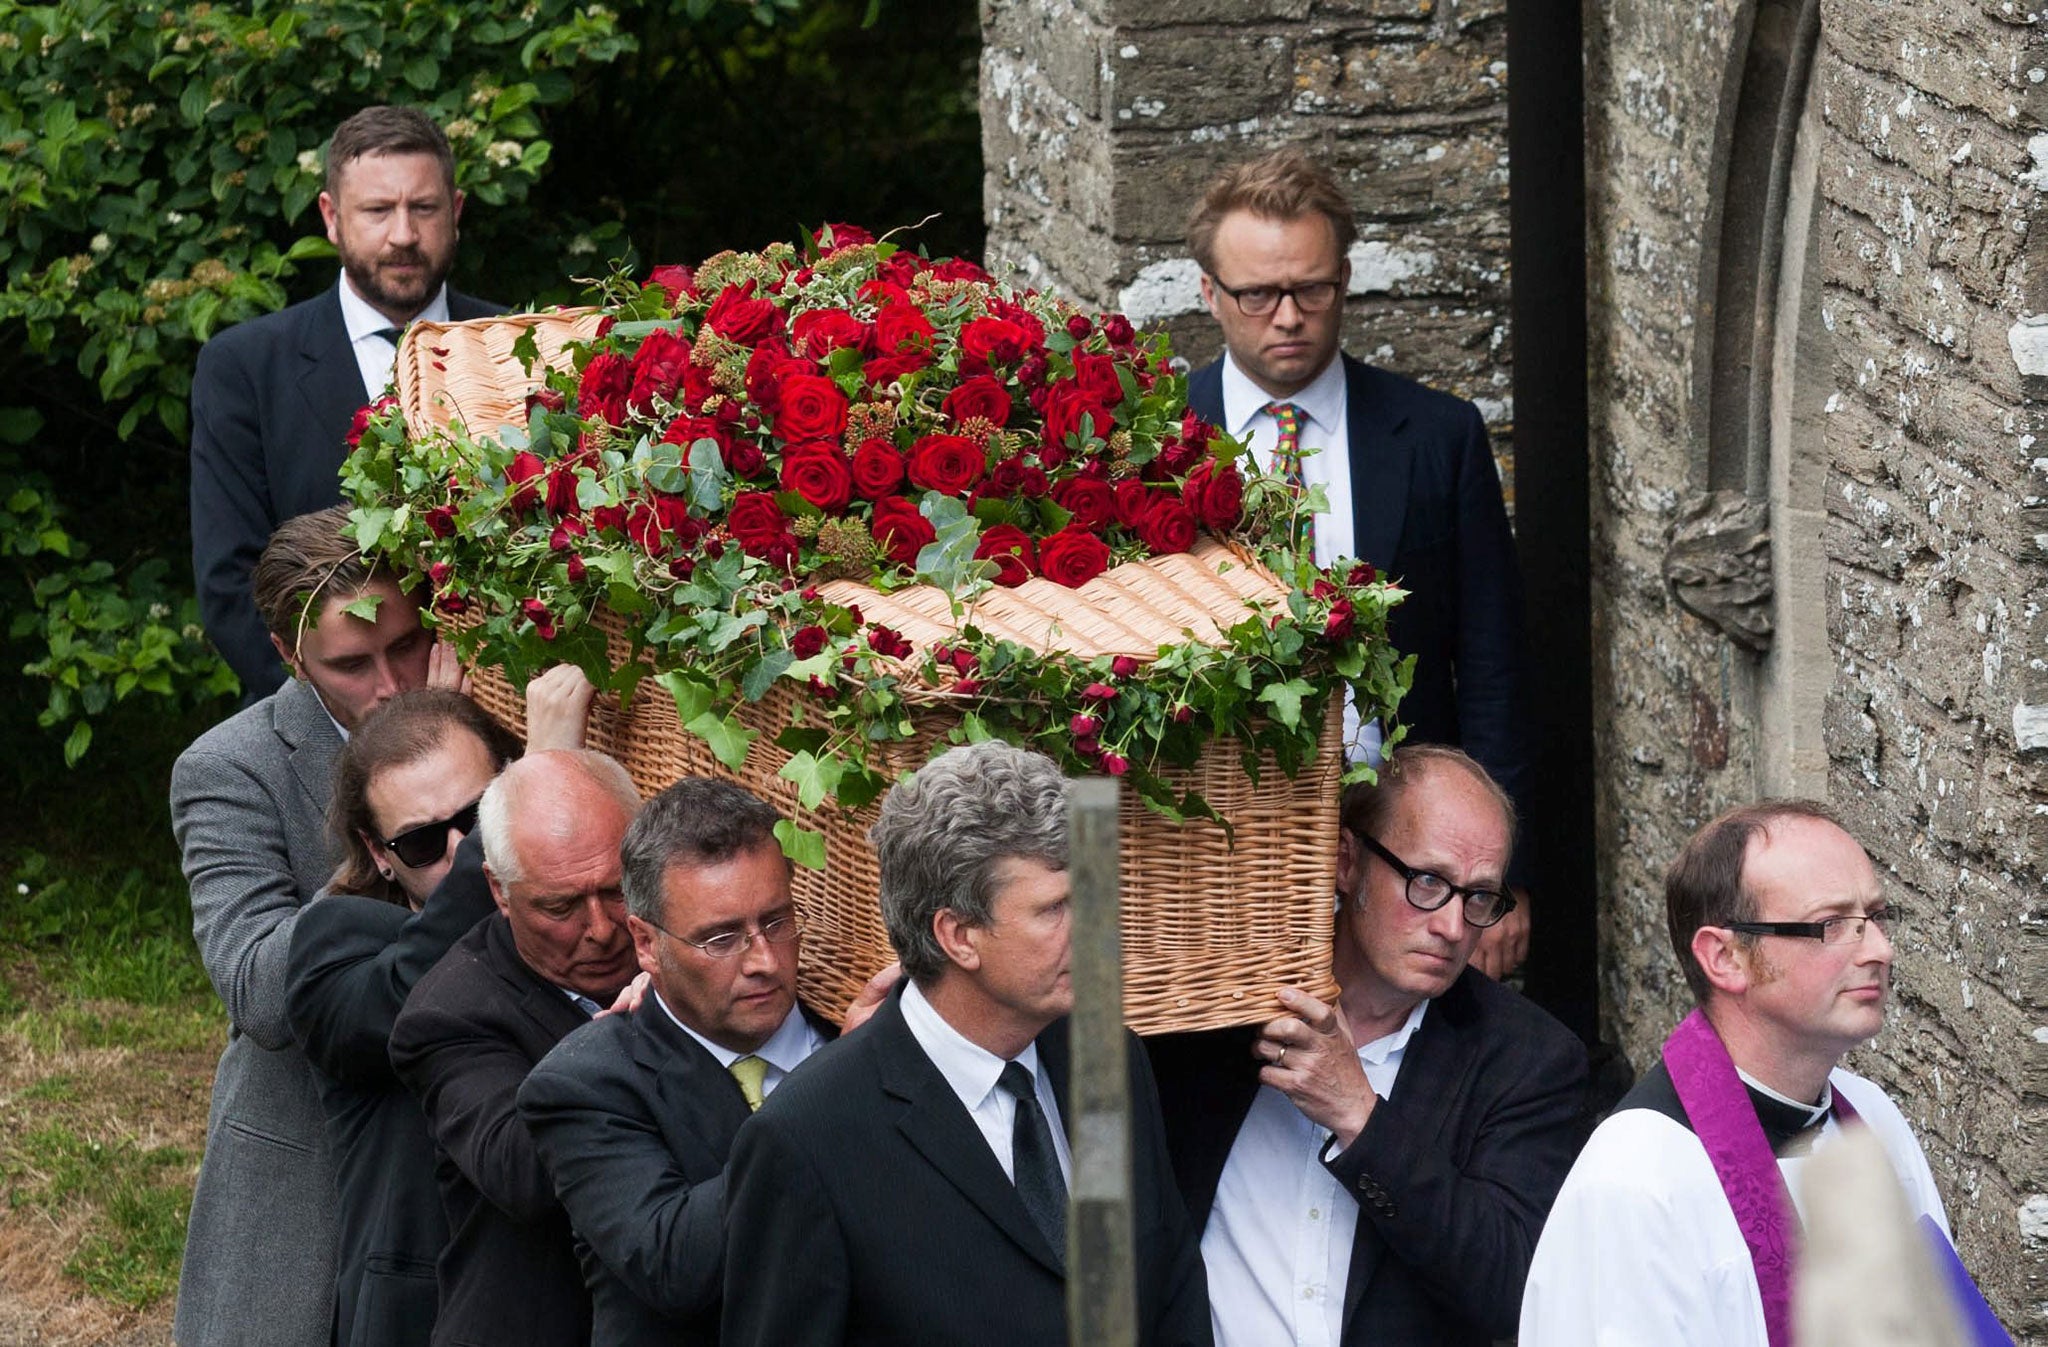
[{"xmin": 1736, "ymin": 1068, "xmax": 1834, "ymax": 1153}]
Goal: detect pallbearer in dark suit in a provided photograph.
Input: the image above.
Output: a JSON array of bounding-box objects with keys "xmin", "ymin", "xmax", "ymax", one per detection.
[
  {"xmin": 389, "ymin": 749, "xmax": 644, "ymax": 1347},
  {"xmin": 1183, "ymin": 148, "xmax": 1538, "ymax": 980},
  {"xmin": 191, "ymin": 105, "xmax": 502, "ymax": 699},
  {"xmin": 720, "ymin": 741, "xmax": 1213, "ymax": 1347},
  {"xmin": 1148, "ymin": 746, "xmax": 1586, "ymax": 1347}
]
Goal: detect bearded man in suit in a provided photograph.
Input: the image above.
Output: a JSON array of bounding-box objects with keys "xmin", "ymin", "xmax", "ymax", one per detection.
[
  {"xmin": 172, "ymin": 504, "xmax": 460, "ymax": 1347},
  {"xmin": 1185, "ymin": 147, "xmax": 1538, "ymax": 979},
  {"xmin": 191, "ymin": 104, "xmax": 503, "ymax": 699},
  {"xmin": 719, "ymin": 740, "xmax": 1212, "ymax": 1347}
]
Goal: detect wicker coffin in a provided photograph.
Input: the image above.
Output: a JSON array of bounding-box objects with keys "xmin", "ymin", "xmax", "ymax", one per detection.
[{"xmin": 399, "ymin": 314, "xmax": 1344, "ymax": 1034}]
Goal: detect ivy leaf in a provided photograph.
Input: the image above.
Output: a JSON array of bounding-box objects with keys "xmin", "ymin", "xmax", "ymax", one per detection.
[
  {"xmin": 341, "ymin": 592, "xmax": 384, "ymax": 623},
  {"xmin": 773, "ymin": 819, "xmax": 828, "ymax": 870},
  {"xmin": 1333, "ymin": 644, "xmax": 1367, "ymax": 679},
  {"xmin": 657, "ymin": 670, "xmax": 715, "ymax": 724},
  {"xmin": 740, "ymin": 647, "xmax": 793, "ymax": 702},
  {"xmin": 686, "ymin": 707, "xmax": 758, "ymax": 772},
  {"xmin": 960, "ymin": 710, "xmax": 994, "ymax": 743},
  {"xmin": 511, "ymin": 327, "xmax": 541, "ymax": 376},
  {"xmin": 1257, "ymin": 679, "xmax": 1310, "ymax": 730},
  {"xmin": 833, "ymin": 764, "xmax": 889, "ymax": 811},
  {"xmin": 778, "ymin": 749, "xmax": 845, "ymax": 811},
  {"xmin": 774, "ymin": 726, "xmax": 831, "ymax": 755}
]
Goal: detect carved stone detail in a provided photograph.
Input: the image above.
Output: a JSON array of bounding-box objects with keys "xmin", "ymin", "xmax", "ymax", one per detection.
[{"xmin": 1662, "ymin": 489, "xmax": 1773, "ymax": 652}]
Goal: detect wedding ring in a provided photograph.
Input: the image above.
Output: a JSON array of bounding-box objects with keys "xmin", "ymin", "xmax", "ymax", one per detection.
[{"xmin": 1277, "ymin": 1046, "xmax": 1287, "ymax": 1067}]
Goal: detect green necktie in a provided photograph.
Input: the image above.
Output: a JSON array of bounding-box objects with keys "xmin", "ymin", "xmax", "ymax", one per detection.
[{"xmin": 729, "ymin": 1054, "xmax": 768, "ymax": 1112}]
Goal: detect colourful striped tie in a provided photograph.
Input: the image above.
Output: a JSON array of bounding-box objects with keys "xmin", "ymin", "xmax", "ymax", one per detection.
[{"xmin": 1263, "ymin": 400, "xmax": 1314, "ymax": 559}]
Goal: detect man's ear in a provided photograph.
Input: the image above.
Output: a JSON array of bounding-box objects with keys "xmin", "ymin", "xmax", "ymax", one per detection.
[
  {"xmin": 627, "ymin": 914, "xmax": 662, "ymax": 979},
  {"xmin": 931, "ymin": 907, "xmax": 982, "ymax": 974},
  {"xmin": 1334, "ymin": 828, "xmax": 1364, "ymax": 900},
  {"xmin": 484, "ymin": 863, "xmax": 512, "ymax": 918},
  {"xmin": 451, "ymin": 187, "xmax": 466, "ymax": 231},
  {"xmin": 1199, "ymin": 271, "xmax": 1222, "ymax": 321},
  {"xmin": 1691, "ymin": 925, "xmax": 1756, "ymax": 997},
  {"xmin": 270, "ymin": 630, "xmax": 305, "ymax": 681},
  {"xmin": 318, "ymin": 189, "xmax": 341, "ymax": 246}
]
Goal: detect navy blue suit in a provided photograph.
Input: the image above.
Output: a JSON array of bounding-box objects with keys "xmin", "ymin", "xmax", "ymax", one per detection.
[
  {"xmin": 1188, "ymin": 354, "xmax": 1536, "ymax": 883},
  {"xmin": 190, "ymin": 281, "xmax": 503, "ymax": 699},
  {"xmin": 1148, "ymin": 969, "xmax": 1587, "ymax": 1345}
]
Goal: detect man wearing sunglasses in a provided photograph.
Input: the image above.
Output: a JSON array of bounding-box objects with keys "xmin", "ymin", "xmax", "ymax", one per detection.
[
  {"xmin": 517, "ymin": 778, "xmax": 850, "ymax": 1346},
  {"xmin": 1150, "ymin": 745, "xmax": 1587, "ymax": 1346},
  {"xmin": 1520, "ymin": 801, "xmax": 1950, "ymax": 1347},
  {"xmin": 1185, "ymin": 149, "xmax": 1537, "ymax": 986}
]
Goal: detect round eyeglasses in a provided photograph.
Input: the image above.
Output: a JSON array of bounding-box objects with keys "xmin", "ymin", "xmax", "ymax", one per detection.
[{"xmin": 1354, "ymin": 832, "xmax": 1516, "ymax": 929}]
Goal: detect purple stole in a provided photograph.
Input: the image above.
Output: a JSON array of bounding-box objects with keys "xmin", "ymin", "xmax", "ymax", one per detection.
[{"xmin": 1661, "ymin": 1010, "xmax": 1859, "ymax": 1347}]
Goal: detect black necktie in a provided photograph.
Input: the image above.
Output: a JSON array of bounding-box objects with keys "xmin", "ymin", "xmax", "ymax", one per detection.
[
  {"xmin": 998, "ymin": 1061, "xmax": 1066, "ymax": 1259},
  {"xmin": 371, "ymin": 326, "xmax": 403, "ymax": 346}
]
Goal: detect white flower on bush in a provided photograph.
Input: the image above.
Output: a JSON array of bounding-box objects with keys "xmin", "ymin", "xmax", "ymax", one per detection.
[
  {"xmin": 567, "ymin": 234, "xmax": 597, "ymax": 256},
  {"xmin": 297, "ymin": 149, "xmax": 320, "ymax": 174},
  {"xmin": 487, "ymin": 140, "xmax": 522, "ymax": 168},
  {"xmin": 89, "ymin": 233, "xmax": 111, "ymax": 254},
  {"xmin": 166, "ymin": 210, "xmax": 185, "ymax": 226}
]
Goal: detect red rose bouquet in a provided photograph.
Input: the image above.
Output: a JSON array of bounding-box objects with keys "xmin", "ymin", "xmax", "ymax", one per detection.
[{"xmin": 342, "ymin": 227, "xmax": 1409, "ymax": 851}]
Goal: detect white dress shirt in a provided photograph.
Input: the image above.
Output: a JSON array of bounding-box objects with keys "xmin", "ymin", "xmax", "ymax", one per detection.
[
  {"xmin": 1219, "ymin": 351, "xmax": 1380, "ymax": 765},
  {"xmin": 659, "ymin": 992, "xmax": 824, "ymax": 1102},
  {"xmin": 1202, "ymin": 999, "xmax": 1430, "ymax": 1347},
  {"xmin": 336, "ymin": 270, "xmax": 449, "ymax": 401},
  {"xmin": 899, "ymin": 979, "xmax": 1073, "ymax": 1186}
]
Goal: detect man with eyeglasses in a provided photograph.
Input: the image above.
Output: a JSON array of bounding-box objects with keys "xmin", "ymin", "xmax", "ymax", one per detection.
[
  {"xmin": 1150, "ymin": 744, "xmax": 1587, "ymax": 1346},
  {"xmin": 1185, "ymin": 148, "xmax": 1538, "ymax": 982},
  {"xmin": 389, "ymin": 749, "xmax": 644, "ymax": 1347},
  {"xmin": 515, "ymin": 777, "xmax": 848, "ymax": 1347},
  {"xmin": 1520, "ymin": 801, "xmax": 1949, "ymax": 1347}
]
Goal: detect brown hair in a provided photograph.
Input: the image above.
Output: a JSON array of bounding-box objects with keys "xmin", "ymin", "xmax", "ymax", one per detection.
[
  {"xmin": 1664, "ymin": 798, "xmax": 1847, "ymax": 1002},
  {"xmin": 1187, "ymin": 147, "xmax": 1359, "ymax": 276},
  {"xmin": 250, "ymin": 506, "xmax": 395, "ymax": 657},
  {"xmin": 327, "ymin": 690, "xmax": 523, "ymax": 904},
  {"xmin": 326, "ymin": 105, "xmax": 456, "ymax": 196},
  {"xmin": 1339, "ymin": 744, "xmax": 1516, "ymax": 872}
]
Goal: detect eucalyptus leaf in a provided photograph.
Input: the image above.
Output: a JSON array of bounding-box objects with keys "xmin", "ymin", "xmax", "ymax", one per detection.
[{"xmin": 686, "ymin": 438, "xmax": 730, "ymax": 513}]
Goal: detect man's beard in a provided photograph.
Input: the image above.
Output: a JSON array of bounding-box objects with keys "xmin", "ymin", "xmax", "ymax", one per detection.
[{"xmin": 340, "ymin": 241, "xmax": 452, "ymax": 322}]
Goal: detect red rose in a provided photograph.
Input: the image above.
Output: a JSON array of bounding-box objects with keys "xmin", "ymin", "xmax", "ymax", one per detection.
[
  {"xmin": 774, "ymin": 374, "xmax": 851, "ymax": 442},
  {"xmin": 346, "ymin": 402, "xmax": 375, "ymax": 449},
  {"xmin": 1100, "ymin": 751, "xmax": 1130, "ymax": 777},
  {"xmin": 974, "ymin": 524, "xmax": 1037, "ymax": 587},
  {"xmin": 1069, "ymin": 713, "xmax": 1101, "ymax": 737},
  {"xmin": 526, "ymin": 386, "xmax": 566, "ymax": 417},
  {"xmin": 591, "ymin": 503, "xmax": 628, "ymax": 535},
  {"xmin": 1325, "ymin": 598, "xmax": 1357, "ymax": 640},
  {"xmin": 424, "ymin": 505, "xmax": 456, "ymax": 538},
  {"xmin": 1110, "ymin": 655, "xmax": 1140, "ymax": 679},
  {"xmin": 791, "ymin": 307, "xmax": 870, "ymax": 358},
  {"xmin": 1071, "ymin": 351, "xmax": 1126, "ymax": 409},
  {"xmin": 1051, "ymin": 476, "xmax": 1114, "ymax": 530},
  {"xmin": 565, "ymin": 553, "xmax": 587, "ymax": 583},
  {"xmin": 1042, "ymin": 383, "xmax": 1113, "ymax": 452},
  {"xmin": 943, "ymin": 375, "xmax": 1013, "ymax": 428},
  {"xmin": 929, "ymin": 257, "xmax": 991, "ymax": 283},
  {"xmin": 521, "ymin": 598, "xmax": 557, "ymax": 642},
  {"xmin": 505, "ymin": 450, "xmax": 545, "ymax": 515},
  {"xmin": 814, "ymin": 222, "xmax": 876, "ymax": 250},
  {"xmin": 722, "ymin": 436, "xmax": 767, "ymax": 480},
  {"xmin": 726, "ymin": 491, "xmax": 791, "ymax": 558},
  {"xmin": 1113, "ymin": 480, "xmax": 1156, "ymax": 529},
  {"xmin": 577, "ymin": 352, "xmax": 633, "ymax": 426},
  {"xmin": 791, "ymin": 624, "xmax": 830, "ymax": 659},
  {"xmin": 779, "ymin": 445, "xmax": 855, "ymax": 513},
  {"xmin": 1136, "ymin": 495, "xmax": 1196, "ymax": 554},
  {"xmin": 907, "ymin": 434, "xmax": 987, "ymax": 495},
  {"xmin": 1080, "ymin": 681, "xmax": 1118, "ymax": 702},
  {"xmin": 704, "ymin": 282, "xmax": 780, "ymax": 344},
  {"xmin": 874, "ymin": 302, "xmax": 936, "ymax": 355},
  {"xmin": 1181, "ymin": 407, "xmax": 1216, "ymax": 449},
  {"xmin": 870, "ymin": 496, "xmax": 935, "ymax": 567},
  {"xmin": 545, "ymin": 463, "xmax": 582, "ymax": 519},
  {"xmin": 745, "ymin": 344, "xmax": 808, "ymax": 413},
  {"xmin": 627, "ymin": 502, "xmax": 664, "ymax": 556},
  {"xmin": 428, "ymin": 560, "xmax": 453, "ymax": 588},
  {"xmin": 869, "ymin": 624, "xmax": 913, "ymax": 659},
  {"xmin": 1347, "ymin": 561, "xmax": 1378, "ymax": 586},
  {"xmin": 849, "ymin": 439, "xmax": 906, "ymax": 500},
  {"xmin": 1183, "ymin": 460, "xmax": 1245, "ymax": 532},
  {"xmin": 864, "ymin": 350, "xmax": 932, "ymax": 388},
  {"xmin": 652, "ymin": 492, "xmax": 697, "ymax": 539},
  {"xmin": 548, "ymin": 518, "xmax": 586, "ymax": 551},
  {"xmin": 957, "ymin": 316, "xmax": 1033, "ymax": 369},
  {"xmin": 1101, "ymin": 314, "xmax": 1135, "ymax": 347},
  {"xmin": 1038, "ymin": 526, "xmax": 1112, "ymax": 588},
  {"xmin": 628, "ymin": 329, "xmax": 691, "ymax": 413},
  {"xmin": 1065, "ymin": 315, "xmax": 1093, "ymax": 341},
  {"xmin": 646, "ymin": 264, "xmax": 696, "ymax": 305}
]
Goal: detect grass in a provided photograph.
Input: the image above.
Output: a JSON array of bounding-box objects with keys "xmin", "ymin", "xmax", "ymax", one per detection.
[{"xmin": 0, "ymin": 694, "xmax": 231, "ymax": 1337}]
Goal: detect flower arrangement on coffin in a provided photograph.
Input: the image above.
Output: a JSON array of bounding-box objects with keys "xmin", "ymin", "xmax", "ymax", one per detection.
[{"xmin": 339, "ymin": 224, "xmax": 1412, "ymax": 864}]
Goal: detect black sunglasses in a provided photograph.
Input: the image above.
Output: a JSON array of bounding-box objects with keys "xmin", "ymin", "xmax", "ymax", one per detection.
[{"xmin": 381, "ymin": 798, "xmax": 482, "ymax": 869}]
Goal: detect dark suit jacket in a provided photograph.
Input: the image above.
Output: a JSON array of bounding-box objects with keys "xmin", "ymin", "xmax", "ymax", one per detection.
[
  {"xmin": 388, "ymin": 912, "xmax": 593, "ymax": 1347},
  {"xmin": 285, "ymin": 831, "xmax": 498, "ymax": 1347},
  {"xmin": 1188, "ymin": 355, "xmax": 1536, "ymax": 883},
  {"xmin": 720, "ymin": 989, "xmax": 1213, "ymax": 1347},
  {"xmin": 1148, "ymin": 968, "xmax": 1588, "ymax": 1344},
  {"xmin": 190, "ymin": 281, "xmax": 503, "ymax": 699},
  {"xmin": 517, "ymin": 999, "xmax": 839, "ymax": 1347}
]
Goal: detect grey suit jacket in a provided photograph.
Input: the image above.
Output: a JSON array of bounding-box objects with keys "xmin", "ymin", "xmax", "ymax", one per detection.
[{"xmin": 171, "ymin": 676, "xmax": 345, "ymax": 1347}]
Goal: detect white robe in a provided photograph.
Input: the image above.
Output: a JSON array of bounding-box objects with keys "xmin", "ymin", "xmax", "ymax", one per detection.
[{"xmin": 1519, "ymin": 1068, "xmax": 1948, "ymax": 1347}]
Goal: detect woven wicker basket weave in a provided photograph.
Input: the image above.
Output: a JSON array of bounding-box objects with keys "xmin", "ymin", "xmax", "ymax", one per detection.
[{"xmin": 407, "ymin": 311, "xmax": 1345, "ymax": 1034}]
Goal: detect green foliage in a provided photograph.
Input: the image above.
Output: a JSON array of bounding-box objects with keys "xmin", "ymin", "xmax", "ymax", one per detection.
[
  {"xmin": 3, "ymin": 1123, "xmax": 196, "ymax": 1308},
  {"xmin": 5, "ymin": 849, "xmax": 213, "ymax": 1006}
]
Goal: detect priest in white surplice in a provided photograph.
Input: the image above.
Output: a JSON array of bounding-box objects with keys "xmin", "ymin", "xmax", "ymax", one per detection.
[{"xmin": 1519, "ymin": 801, "xmax": 1950, "ymax": 1347}]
